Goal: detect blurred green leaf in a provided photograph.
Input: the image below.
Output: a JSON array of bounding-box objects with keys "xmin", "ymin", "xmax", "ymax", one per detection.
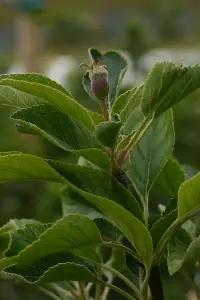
[
  {"xmin": 167, "ymin": 234, "xmax": 192, "ymax": 275},
  {"xmin": 0, "ymin": 154, "xmax": 64, "ymax": 183},
  {"xmin": 150, "ymin": 209, "xmax": 177, "ymax": 248},
  {"xmin": 0, "ymin": 218, "xmax": 39, "ymax": 234},
  {"xmin": 109, "ymin": 247, "xmax": 126, "ymax": 272},
  {"xmin": 153, "ymin": 172, "xmax": 200, "ymax": 265},
  {"xmin": 153, "ymin": 157, "xmax": 186, "ymax": 198},
  {"xmin": 178, "ymin": 173, "xmax": 200, "ymax": 219},
  {"xmin": 0, "ymin": 73, "xmax": 73, "ymax": 98}
]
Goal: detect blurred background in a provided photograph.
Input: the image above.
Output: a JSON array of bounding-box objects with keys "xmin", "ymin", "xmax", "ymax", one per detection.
[{"xmin": 0, "ymin": 0, "xmax": 200, "ymax": 299}]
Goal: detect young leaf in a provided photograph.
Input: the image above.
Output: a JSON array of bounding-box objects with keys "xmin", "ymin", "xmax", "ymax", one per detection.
[
  {"xmin": 12, "ymin": 104, "xmax": 100, "ymax": 148},
  {"xmin": 120, "ymin": 85, "xmax": 143, "ymax": 122},
  {"xmin": 12, "ymin": 105, "xmax": 110, "ymax": 169},
  {"xmin": 47, "ymin": 161, "xmax": 142, "ymax": 220},
  {"xmin": 153, "ymin": 157, "xmax": 186, "ymax": 198},
  {"xmin": 84, "ymin": 48, "xmax": 127, "ymax": 103},
  {"xmin": 0, "ymin": 79, "xmax": 96, "ymax": 130},
  {"xmin": 95, "ymin": 121, "xmax": 122, "ymax": 148},
  {"xmin": 125, "ymin": 109, "xmax": 175, "ymax": 198},
  {"xmin": 111, "ymin": 87, "xmax": 137, "ymax": 117},
  {"xmin": 0, "ymin": 154, "xmax": 64, "ymax": 183},
  {"xmin": 141, "ymin": 62, "xmax": 200, "ymax": 117}
]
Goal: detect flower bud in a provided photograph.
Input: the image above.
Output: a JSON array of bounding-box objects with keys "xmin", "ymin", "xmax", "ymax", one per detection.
[
  {"xmin": 89, "ymin": 60, "xmax": 109, "ymax": 99},
  {"xmin": 80, "ymin": 60, "xmax": 109, "ymax": 100}
]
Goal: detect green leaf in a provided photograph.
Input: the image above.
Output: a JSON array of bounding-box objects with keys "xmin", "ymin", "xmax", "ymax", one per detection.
[
  {"xmin": 0, "ymin": 219, "xmax": 40, "ymax": 256},
  {"xmin": 167, "ymin": 233, "xmax": 193, "ymax": 275},
  {"xmin": 152, "ymin": 172, "xmax": 200, "ymax": 266},
  {"xmin": 0, "ymin": 84, "xmax": 42, "ymax": 109},
  {"xmin": 120, "ymin": 85, "xmax": 143, "ymax": 122},
  {"xmin": 163, "ymin": 197, "xmax": 178, "ymax": 216},
  {"xmin": 12, "ymin": 104, "xmax": 100, "ymax": 149},
  {"xmin": 125, "ymin": 109, "xmax": 175, "ymax": 198},
  {"xmin": 150, "ymin": 209, "xmax": 177, "ymax": 248},
  {"xmin": 141, "ymin": 62, "xmax": 200, "ymax": 117},
  {"xmin": 6, "ymin": 214, "xmax": 102, "ymax": 266},
  {"xmin": 84, "ymin": 48, "xmax": 127, "ymax": 103},
  {"xmin": 0, "ymin": 154, "xmax": 64, "ymax": 183},
  {"xmin": 61, "ymin": 186, "xmax": 103, "ymax": 219},
  {"xmin": 0, "ymin": 78, "xmax": 96, "ymax": 130},
  {"xmin": 153, "ymin": 157, "xmax": 186, "ymax": 198},
  {"xmin": 67, "ymin": 190, "xmax": 153, "ymax": 267},
  {"xmin": 95, "ymin": 121, "xmax": 122, "ymax": 148},
  {"xmin": 62, "ymin": 189, "xmax": 118, "ymax": 240},
  {"xmin": 47, "ymin": 161, "xmax": 142, "ymax": 220},
  {"xmin": 109, "ymin": 247, "xmax": 126, "ymax": 272},
  {"xmin": 111, "ymin": 87, "xmax": 137, "ymax": 117},
  {"xmin": 0, "ymin": 73, "xmax": 73, "ymax": 98},
  {"xmin": 12, "ymin": 105, "xmax": 109, "ymax": 169},
  {"xmin": 5, "ymin": 223, "xmax": 50, "ymax": 257},
  {"xmin": 178, "ymin": 172, "xmax": 200, "ymax": 219},
  {"xmin": 5, "ymin": 261, "xmax": 100, "ymax": 284},
  {"xmin": 94, "ymin": 218, "xmax": 118, "ymax": 241}
]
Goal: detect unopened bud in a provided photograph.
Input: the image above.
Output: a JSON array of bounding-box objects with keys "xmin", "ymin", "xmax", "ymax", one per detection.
[{"xmin": 80, "ymin": 60, "xmax": 109, "ymax": 100}]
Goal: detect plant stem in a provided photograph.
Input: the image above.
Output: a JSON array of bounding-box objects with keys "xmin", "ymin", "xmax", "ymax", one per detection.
[
  {"xmin": 141, "ymin": 268, "xmax": 150, "ymax": 299},
  {"xmin": 152, "ymin": 218, "xmax": 179, "ymax": 266},
  {"xmin": 102, "ymin": 277, "xmax": 113, "ymax": 300},
  {"xmin": 110, "ymin": 146, "xmax": 119, "ymax": 174},
  {"xmin": 144, "ymin": 193, "xmax": 149, "ymax": 227},
  {"xmin": 100, "ymin": 98, "xmax": 109, "ymax": 121},
  {"xmin": 95, "ymin": 264, "xmax": 102, "ymax": 300},
  {"xmin": 87, "ymin": 260, "xmax": 141, "ymax": 299},
  {"xmin": 38, "ymin": 286, "xmax": 62, "ymax": 300},
  {"xmin": 78, "ymin": 282, "xmax": 87, "ymax": 300},
  {"xmin": 102, "ymin": 242, "xmax": 143, "ymax": 265},
  {"xmin": 118, "ymin": 113, "xmax": 154, "ymax": 167},
  {"xmin": 62, "ymin": 282, "xmax": 79, "ymax": 299},
  {"xmin": 103, "ymin": 281, "xmax": 137, "ymax": 300},
  {"xmin": 48, "ymin": 283, "xmax": 67, "ymax": 300}
]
